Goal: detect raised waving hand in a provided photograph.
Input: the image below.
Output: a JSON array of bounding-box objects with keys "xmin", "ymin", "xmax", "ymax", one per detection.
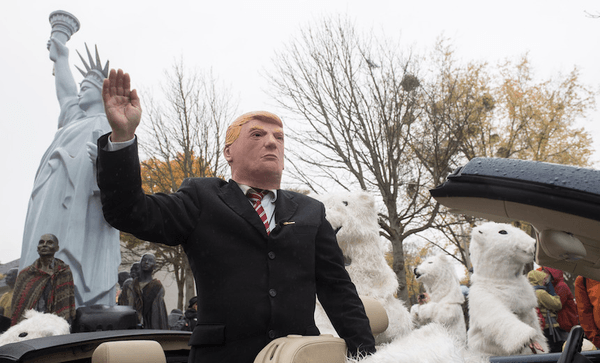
[{"xmin": 102, "ymin": 69, "xmax": 142, "ymax": 142}]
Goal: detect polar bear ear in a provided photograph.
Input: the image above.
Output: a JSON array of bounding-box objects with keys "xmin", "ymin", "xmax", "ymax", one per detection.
[
  {"xmin": 356, "ymin": 192, "xmax": 375, "ymax": 208},
  {"xmin": 24, "ymin": 309, "xmax": 40, "ymax": 320}
]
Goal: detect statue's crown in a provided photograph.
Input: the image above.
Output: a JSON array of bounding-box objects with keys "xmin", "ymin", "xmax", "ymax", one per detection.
[{"xmin": 75, "ymin": 43, "xmax": 109, "ymax": 90}]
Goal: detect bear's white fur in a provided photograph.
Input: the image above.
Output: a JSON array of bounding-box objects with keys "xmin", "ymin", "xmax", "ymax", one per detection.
[
  {"xmin": 349, "ymin": 323, "xmax": 467, "ymax": 363},
  {"xmin": 311, "ymin": 191, "xmax": 413, "ymax": 344},
  {"xmin": 411, "ymin": 254, "xmax": 467, "ymax": 344},
  {"xmin": 0, "ymin": 310, "xmax": 70, "ymax": 346},
  {"xmin": 467, "ymin": 222, "xmax": 548, "ymax": 356},
  {"xmin": 311, "ymin": 191, "xmax": 494, "ymax": 363}
]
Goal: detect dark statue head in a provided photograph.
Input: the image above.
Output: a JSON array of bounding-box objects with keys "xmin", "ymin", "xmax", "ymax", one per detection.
[
  {"xmin": 140, "ymin": 254, "xmax": 156, "ymax": 273},
  {"xmin": 37, "ymin": 234, "xmax": 59, "ymax": 258},
  {"xmin": 129, "ymin": 262, "xmax": 141, "ymax": 280},
  {"xmin": 5, "ymin": 268, "xmax": 18, "ymax": 289},
  {"xmin": 118, "ymin": 271, "xmax": 130, "ymax": 288}
]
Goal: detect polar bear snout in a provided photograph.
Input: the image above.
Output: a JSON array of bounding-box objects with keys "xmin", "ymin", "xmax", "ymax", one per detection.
[
  {"xmin": 513, "ymin": 243, "xmax": 536, "ymax": 264},
  {"xmin": 413, "ymin": 268, "xmax": 421, "ymax": 278}
]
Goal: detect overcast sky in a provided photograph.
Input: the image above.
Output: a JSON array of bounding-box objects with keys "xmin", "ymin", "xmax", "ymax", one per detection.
[{"xmin": 1, "ymin": 0, "xmax": 598, "ymax": 264}]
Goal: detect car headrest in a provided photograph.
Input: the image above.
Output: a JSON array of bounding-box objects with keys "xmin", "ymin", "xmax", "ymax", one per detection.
[
  {"xmin": 92, "ymin": 340, "xmax": 166, "ymax": 363},
  {"xmin": 360, "ymin": 296, "xmax": 389, "ymax": 335},
  {"xmin": 254, "ymin": 335, "xmax": 347, "ymax": 363}
]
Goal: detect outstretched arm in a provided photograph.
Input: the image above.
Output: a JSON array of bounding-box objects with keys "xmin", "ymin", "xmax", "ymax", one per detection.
[
  {"xmin": 102, "ymin": 69, "xmax": 142, "ymax": 142},
  {"xmin": 48, "ymin": 37, "xmax": 78, "ymax": 107}
]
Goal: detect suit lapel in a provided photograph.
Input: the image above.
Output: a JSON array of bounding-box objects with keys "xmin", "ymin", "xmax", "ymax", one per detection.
[
  {"xmin": 218, "ymin": 180, "xmax": 269, "ymax": 237},
  {"xmin": 274, "ymin": 190, "xmax": 298, "ymax": 228}
]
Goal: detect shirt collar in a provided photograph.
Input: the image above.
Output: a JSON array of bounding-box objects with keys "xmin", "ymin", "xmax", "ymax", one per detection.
[{"xmin": 235, "ymin": 182, "xmax": 278, "ymax": 203}]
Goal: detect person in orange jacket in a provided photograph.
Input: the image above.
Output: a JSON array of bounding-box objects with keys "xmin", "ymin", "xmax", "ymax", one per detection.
[{"xmin": 575, "ymin": 276, "xmax": 600, "ymax": 348}]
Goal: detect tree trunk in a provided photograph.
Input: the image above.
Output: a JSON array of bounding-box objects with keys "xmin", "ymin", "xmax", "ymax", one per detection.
[
  {"xmin": 391, "ymin": 237, "xmax": 409, "ymax": 302},
  {"xmin": 185, "ymin": 264, "xmax": 195, "ymax": 305},
  {"xmin": 176, "ymin": 274, "xmax": 185, "ymax": 311}
]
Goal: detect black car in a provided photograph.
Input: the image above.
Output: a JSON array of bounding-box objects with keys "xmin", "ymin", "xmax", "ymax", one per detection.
[{"xmin": 1, "ymin": 156, "xmax": 598, "ymax": 363}]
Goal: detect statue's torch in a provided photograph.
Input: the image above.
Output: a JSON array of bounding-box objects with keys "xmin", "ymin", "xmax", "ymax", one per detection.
[{"xmin": 49, "ymin": 10, "xmax": 80, "ymax": 75}]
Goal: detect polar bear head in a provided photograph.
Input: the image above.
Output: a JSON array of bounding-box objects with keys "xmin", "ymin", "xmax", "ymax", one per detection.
[
  {"xmin": 312, "ymin": 191, "xmax": 384, "ymax": 256},
  {"xmin": 470, "ymin": 222, "xmax": 536, "ymax": 279},
  {"xmin": 0, "ymin": 310, "xmax": 70, "ymax": 346},
  {"xmin": 414, "ymin": 254, "xmax": 464, "ymax": 303}
]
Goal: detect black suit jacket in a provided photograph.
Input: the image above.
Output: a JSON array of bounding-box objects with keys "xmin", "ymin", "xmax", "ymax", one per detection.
[{"xmin": 97, "ymin": 134, "xmax": 375, "ymax": 363}]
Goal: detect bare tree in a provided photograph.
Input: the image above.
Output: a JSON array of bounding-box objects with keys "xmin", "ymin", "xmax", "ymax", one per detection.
[
  {"xmin": 427, "ymin": 54, "xmax": 596, "ymax": 273},
  {"xmin": 121, "ymin": 58, "xmax": 238, "ymax": 310},
  {"xmin": 268, "ymin": 16, "xmax": 597, "ymax": 301},
  {"xmin": 267, "ymin": 17, "xmax": 446, "ymax": 301},
  {"xmin": 408, "ymin": 40, "xmax": 495, "ymax": 271}
]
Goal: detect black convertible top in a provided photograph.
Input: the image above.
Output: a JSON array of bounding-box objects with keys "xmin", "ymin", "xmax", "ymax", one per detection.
[{"xmin": 430, "ymin": 157, "xmax": 600, "ymax": 222}]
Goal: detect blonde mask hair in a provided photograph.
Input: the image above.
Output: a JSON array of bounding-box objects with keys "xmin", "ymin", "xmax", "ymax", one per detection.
[{"xmin": 225, "ymin": 111, "xmax": 283, "ymax": 146}]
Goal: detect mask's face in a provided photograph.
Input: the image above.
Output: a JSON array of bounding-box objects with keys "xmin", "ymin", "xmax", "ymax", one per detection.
[{"xmin": 224, "ymin": 118, "xmax": 284, "ymax": 189}]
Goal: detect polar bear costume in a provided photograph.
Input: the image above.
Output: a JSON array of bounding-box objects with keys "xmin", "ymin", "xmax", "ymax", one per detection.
[
  {"xmin": 411, "ymin": 254, "xmax": 467, "ymax": 344},
  {"xmin": 310, "ymin": 191, "xmax": 491, "ymax": 363},
  {"xmin": 0, "ymin": 310, "xmax": 70, "ymax": 346},
  {"xmin": 311, "ymin": 191, "xmax": 413, "ymax": 344},
  {"xmin": 467, "ymin": 222, "xmax": 548, "ymax": 356}
]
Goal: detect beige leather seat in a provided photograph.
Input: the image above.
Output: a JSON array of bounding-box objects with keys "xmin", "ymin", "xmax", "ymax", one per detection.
[
  {"xmin": 361, "ymin": 296, "xmax": 389, "ymax": 335},
  {"xmin": 254, "ymin": 296, "xmax": 388, "ymax": 363},
  {"xmin": 92, "ymin": 340, "xmax": 166, "ymax": 363}
]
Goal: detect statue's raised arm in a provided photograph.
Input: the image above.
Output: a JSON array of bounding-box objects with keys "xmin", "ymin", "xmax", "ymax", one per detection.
[
  {"xmin": 48, "ymin": 37, "xmax": 78, "ymax": 107},
  {"xmin": 47, "ymin": 10, "xmax": 80, "ymax": 114}
]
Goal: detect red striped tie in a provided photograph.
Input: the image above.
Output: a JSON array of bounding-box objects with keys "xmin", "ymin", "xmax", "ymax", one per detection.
[{"xmin": 247, "ymin": 189, "xmax": 270, "ymax": 234}]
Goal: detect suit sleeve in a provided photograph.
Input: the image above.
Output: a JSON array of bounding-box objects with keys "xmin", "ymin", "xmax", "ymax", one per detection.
[
  {"xmin": 313, "ymin": 203, "xmax": 376, "ymax": 357},
  {"xmin": 96, "ymin": 133, "xmax": 200, "ymax": 245}
]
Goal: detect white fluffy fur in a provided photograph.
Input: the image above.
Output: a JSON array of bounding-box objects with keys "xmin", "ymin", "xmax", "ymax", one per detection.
[
  {"xmin": 349, "ymin": 323, "xmax": 470, "ymax": 363},
  {"xmin": 467, "ymin": 222, "xmax": 548, "ymax": 356},
  {"xmin": 312, "ymin": 191, "xmax": 413, "ymax": 344},
  {"xmin": 411, "ymin": 254, "xmax": 467, "ymax": 344},
  {"xmin": 0, "ymin": 310, "xmax": 70, "ymax": 346},
  {"xmin": 311, "ymin": 191, "xmax": 496, "ymax": 363}
]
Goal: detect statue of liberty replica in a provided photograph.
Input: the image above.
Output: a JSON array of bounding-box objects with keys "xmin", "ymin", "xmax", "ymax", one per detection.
[{"xmin": 20, "ymin": 11, "xmax": 120, "ymax": 307}]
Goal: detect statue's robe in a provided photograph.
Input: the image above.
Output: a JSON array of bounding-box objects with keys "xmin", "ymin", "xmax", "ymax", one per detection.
[{"xmin": 129, "ymin": 278, "xmax": 169, "ymax": 330}]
